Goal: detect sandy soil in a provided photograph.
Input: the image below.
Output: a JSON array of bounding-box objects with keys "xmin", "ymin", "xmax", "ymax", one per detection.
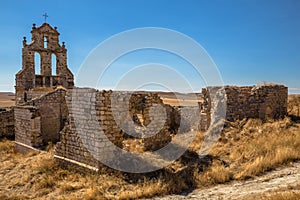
[{"xmin": 161, "ymin": 98, "xmax": 201, "ymax": 107}]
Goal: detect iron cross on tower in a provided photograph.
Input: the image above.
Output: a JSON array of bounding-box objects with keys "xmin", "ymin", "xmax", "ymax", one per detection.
[{"xmin": 43, "ymin": 13, "xmax": 48, "ymax": 23}]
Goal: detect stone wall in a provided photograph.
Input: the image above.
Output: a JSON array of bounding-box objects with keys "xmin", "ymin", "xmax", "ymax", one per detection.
[
  {"xmin": 55, "ymin": 88, "xmax": 181, "ymax": 169},
  {"xmin": 14, "ymin": 106, "xmax": 42, "ymax": 150},
  {"xmin": 15, "ymin": 87, "xmax": 54, "ymax": 104},
  {"xmin": 51, "ymin": 84, "xmax": 288, "ymax": 170},
  {"xmin": 173, "ymin": 106, "xmax": 201, "ymax": 132},
  {"xmin": 0, "ymin": 108, "xmax": 14, "ymax": 138},
  {"xmin": 203, "ymin": 84, "xmax": 288, "ymax": 125},
  {"xmin": 15, "ymin": 88, "xmax": 67, "ymax": 152}
]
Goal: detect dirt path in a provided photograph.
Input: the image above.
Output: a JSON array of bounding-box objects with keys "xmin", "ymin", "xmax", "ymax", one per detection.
[{"xmin": 152, "ymin": 161, "xmax": 300, "ymax": 199}]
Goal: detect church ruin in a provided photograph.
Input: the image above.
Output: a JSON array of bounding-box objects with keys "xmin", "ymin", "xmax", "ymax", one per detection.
[
  {"xmin": 0, "ymin": 22, "xmax": 289, "ymax": 170},
  {"xmin": 15, "ymin": 23, "xmax": 74, "ymax": 105},
  {"xmin": 14, "ymin": 23, "xmax": 73, "ymax": 152}
]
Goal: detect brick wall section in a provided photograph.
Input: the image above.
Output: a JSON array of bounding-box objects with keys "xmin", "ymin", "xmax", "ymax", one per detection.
[
  {"xmin": 55, "ymin": 124, "xmax": 98, "ymax": 168},
  {"xmin": 15, "ymin": 89, "xmax": 67, "ymax": 152},
  {"xmin": 14, "ymin": 106, "xmax": 42, "ymax": 148},
  {"xmin": 55, "ymin": 88, "xmax": 180, "ymax": 168},
  {"xmin": 55, "ymin": 88, "xmax": 123, "ymax": 169},
  {"xmin": 203, "ymin": 85, "xmax": 288, "ymax": 125},
  {"xmin": 0, "ymin": 109, "xmax": 14, "ymax": 138},
  {"xmin": 23, "ymin": 89, "xmax": 68, "ymax": 143}
]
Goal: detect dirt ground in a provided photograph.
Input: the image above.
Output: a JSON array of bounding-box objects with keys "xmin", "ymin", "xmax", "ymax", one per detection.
[
  {"xmin": 150, "ymin": 162, "xmax": 300, "ymax": 200},
  {"xmin": 0, "ymin": 93, "xmax": 15, "ymax": 107}
]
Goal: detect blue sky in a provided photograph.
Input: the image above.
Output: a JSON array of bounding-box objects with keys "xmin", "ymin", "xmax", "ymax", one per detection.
[{"xmin": 0, "ymin": 0, "xmax": 299, "ymax": 93}]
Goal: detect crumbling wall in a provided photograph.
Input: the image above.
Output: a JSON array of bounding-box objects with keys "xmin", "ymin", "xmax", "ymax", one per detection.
[
  {"xmin": 24, "ymin": 89, "xmax": 68, "ymax": 143},
  {"xmin": 14, "ymin": 106, "xmax": 42, "ymax": 152},
  {"xmin": 55, "ymin": 88, "xmax": 180, "ymax": 169},
  {"xmin": 54, "ymin": 84, "xmax": 288, "ymax": 170},
  {"xmin": 172, "ymin": 106, "xmax": 202, "ymax": 132},
  {"xmin": 0, "ymin": 109, "xmax": 14, "ymax": 138},
  {"xmin": 203, "ymin": 85, "xmax": 288, "ymax": 125},
  {"xmin": 15, "ymin": 89, "xmax": 67, "ymax": 152},
  {"xmin": 127, "ymin": 92, "xmax": 178, "ymax": 150},
  {"xmin": 263, "ymin": 85, "xmax": 288, "ymax": 119}
]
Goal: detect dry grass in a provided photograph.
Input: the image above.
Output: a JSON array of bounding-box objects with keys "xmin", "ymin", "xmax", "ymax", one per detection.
[
  {"xmin": 196, "ymin": 160, "xmax": 232, "ymax": 185},
  {"xmin": 288, "ymin": 95, "xmax": 300, "ymax": 120},
  {"xmin": 194, "ymin": 117, "xmax": 300, "ymax": 186},
  {"xmin": 0, "ymin": 95, "xmax": 299, "ymax": 199},
  {"xmin": 0, "ymin": 141, "xmax": 181, "ymax": 199},
  {"xmin": 0, "ymin": 194, "xmax": 30, "ymax": 200},
  {"xmin": 0, "ymin": 138, "xmax": 14, "ymax": 152},
  {"xmin": 2, "ymin": 115, "xmax": 299, "ymax": 199}
]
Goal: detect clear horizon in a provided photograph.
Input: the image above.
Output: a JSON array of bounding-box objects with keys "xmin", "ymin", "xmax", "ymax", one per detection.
[{"xmin": 0, "ymin": 0, "xmax": 299, "ymax": 94}]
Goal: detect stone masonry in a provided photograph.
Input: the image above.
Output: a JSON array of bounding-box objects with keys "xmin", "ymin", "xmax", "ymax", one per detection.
[
  {"xmin": 14, "ymin": 88, "xmax": 67, "ymax": 152},
  {"xmin": 0, "ymin": 108, "xmax": 14, "ymax": 138},
  {"xmin": 54, "ymin": 88, "xmax": 181, "ymax": 169},
  {"xmin": 203, "ymin": 84, "xmax": 288, "ymax": 129},
  {"xmin": 14, "ymin": 106, "xmax": 41, "ymax": 152},
  {"xmin": 15, "ymin": 23, "xmax": 74, "ymax": 104},
  {"xmin": 53, "ymin": 85, "xmax": 288, "ymax": 170},
  {"xmin": 13, "ymin": 22, "xmax": 73, "ymax": 152}
]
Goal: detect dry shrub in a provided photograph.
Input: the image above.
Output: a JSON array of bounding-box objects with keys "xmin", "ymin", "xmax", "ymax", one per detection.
[
  {"xmin": 59, "ymin": 183, "xmax": 81, "ymax": 194},
  {"xmin": 233, "ymin": 127, "xmax": 300, "ymax": 179},
  {"xmin": 288, "ymin": 95, "xmax": 300, "ymax": 117},
  {"xmin": 81, "ymin": 176, "xmax": 122, "ymax": 199},
  {"xmin": 189, "ymin": 131, "xmax": 205, "ymax": 152},
  {"xmin": 243, "ymin": 118, "xmax": 263, "ymax": 130},
  {"xmin": 117, "ymin": 171, "xmax": 190, "ymax": 200},
  {"xmin": 83, "ymin": 187, "xmax": 105, "ymax": 200},
  {"xmin": 36, "ymin": 158, "xmax": 58, "ymax": 173},
  {"xmin": 25, "ymin": 150, "xmax": 39, "ymax": 157},
  {"xmin": 0, "ymin": 138, "xmax": 14, "ymax": 153},
  {"xmin": 196, "ymin": 160, "xmax": 232, "ymax": 186},
  {"xmin": 0, "ymin": 194, "xmax": 30, "ymax": 200},
  {"xmin": 36, "ymin": 174, "xmax": 56, "ymax": 189},
  {"xmin": 118, "ymin": 179, "xmax": 165, "ymax": 200}
]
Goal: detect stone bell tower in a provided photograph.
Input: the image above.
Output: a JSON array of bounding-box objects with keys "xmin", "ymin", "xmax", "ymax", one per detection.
[{"xmin": 15, "ymin": 23, "xmax": 74, "ymax": 104}]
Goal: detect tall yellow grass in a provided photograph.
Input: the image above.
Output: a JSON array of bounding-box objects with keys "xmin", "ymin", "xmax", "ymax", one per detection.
[{"xmin": 0, "ymin": 95, "xmax": 299, "ymax": 199}]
